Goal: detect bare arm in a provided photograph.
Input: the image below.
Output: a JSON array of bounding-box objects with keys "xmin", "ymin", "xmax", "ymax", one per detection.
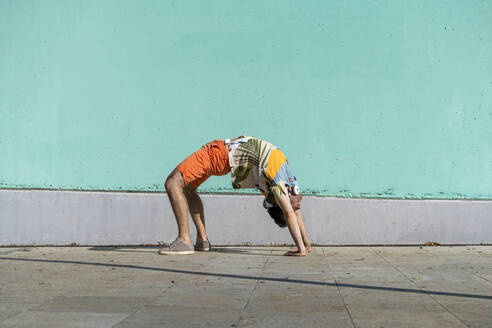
[
  {"xmin": 276, "ymin": 194, "xmax": 306, "ymax": 256},
  {"xmin": 289, "ymin": 209, "xmax": 311, "ymax": 253},
  {"xmin": 296, "ymin": 210, "xmax": 310, "ymax": 247}
]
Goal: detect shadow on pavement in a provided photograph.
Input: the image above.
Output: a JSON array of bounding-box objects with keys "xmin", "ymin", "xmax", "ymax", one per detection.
[
  {"xmin": 211, "ymin": 247, "xmax": 284, "ymax": 256},
  {"xmin": 87, "ymin": 246, "xmax": 286, "ymax": 256},
  {"xmin": 88, "ymin": 246, "xmax": 160, "ymax": 253},
  {"xmin": 1, "ymin": 256, "xmax": 491, "ymax": 300}
]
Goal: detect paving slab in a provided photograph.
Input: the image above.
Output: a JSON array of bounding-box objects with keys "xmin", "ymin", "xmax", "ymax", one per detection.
[
  {"xmin": 0, "ymin": 311, "xmax": 128, "ymax": 328},
  {"xmin": 153, "ymin": 280, "xmax": 252, "ymax": 310},
  {"xmin": 0, "ymin": 302, "xmax": 41, "ymax": 322},
  {"xmin": 34, "ymin": 296, "xmax": 155, "ymax": 314},
  {"xmin": 237, "ymin": 311, "xmax": 352, "ymax": 328},
  {"xmin": 0, "ymin": 246, "xmax": 491, "ymax": 328},
  {"xmin": 114, "ymin": 305, "xmax": 243, "ymax": 328}
]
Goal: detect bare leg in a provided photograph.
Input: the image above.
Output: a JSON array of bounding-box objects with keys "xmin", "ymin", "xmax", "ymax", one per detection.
[
  {"xmin": 165, "ymin": 169, "xmax": 191, "ymax": 243},
  {"xmin": 184, "ymin": 185, "xmax": 208, "ymax": 243}
]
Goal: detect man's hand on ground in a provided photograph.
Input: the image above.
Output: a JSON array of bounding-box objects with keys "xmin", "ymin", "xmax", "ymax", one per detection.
[
  {"xmin": 284, "ymin": 249, "xmax": 307, "ymax": 256},
  {"xmin": 286, "ymin": 246, "xmax": 311, "ymax": 254},
  {"xmin": 284, "ymin": 246, "xmax": 311, "ymax": 256}
]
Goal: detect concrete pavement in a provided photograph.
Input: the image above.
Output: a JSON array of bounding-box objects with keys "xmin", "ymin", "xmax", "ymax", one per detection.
[{"xmin": 0, "ymin": 246, "xmax": 491, "ymax": 327}]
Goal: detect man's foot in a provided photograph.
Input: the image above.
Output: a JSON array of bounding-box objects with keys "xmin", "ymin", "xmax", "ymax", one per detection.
[
  {"xmin": 158, "ymin": 238, "xmax": 194, "ymax": 255},
  {"xmin": 195, "ymin": 239, "xmax": 211, "ymax": 252}
]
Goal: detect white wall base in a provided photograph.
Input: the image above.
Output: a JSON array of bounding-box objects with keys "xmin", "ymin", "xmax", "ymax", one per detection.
[{"xmin": 0, "ymin": 190, "xmax": 490, "ymax": 246}]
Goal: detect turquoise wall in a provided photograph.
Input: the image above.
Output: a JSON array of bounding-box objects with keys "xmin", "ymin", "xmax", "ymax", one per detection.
[{"xmin": 1, "ymin": 0, "xmax": 491, "ymax": 199}]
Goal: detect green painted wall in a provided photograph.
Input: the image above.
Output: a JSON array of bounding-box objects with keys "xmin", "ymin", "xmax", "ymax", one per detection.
[{"xmin": 1, "ymin": 0, "xmax": 491, "ymax": 199}]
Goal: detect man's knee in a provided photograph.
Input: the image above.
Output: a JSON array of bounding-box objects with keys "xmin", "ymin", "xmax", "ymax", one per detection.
[{"xmin": 165, "ymin": 170, "xmax": 184, "ymax": 193}]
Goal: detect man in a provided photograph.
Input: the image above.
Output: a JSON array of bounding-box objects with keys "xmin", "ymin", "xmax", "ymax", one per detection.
[{"xmin": 159, "ymin": 136, "xmax": 311, "ymax": 256}]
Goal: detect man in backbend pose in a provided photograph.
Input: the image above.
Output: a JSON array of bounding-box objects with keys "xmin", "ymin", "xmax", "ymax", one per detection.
[{"xmin": 159, "ymin": 136, "xmax": 311, "ymax": 257}]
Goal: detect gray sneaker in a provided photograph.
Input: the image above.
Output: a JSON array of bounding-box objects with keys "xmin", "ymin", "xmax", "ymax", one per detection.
[
  {"xmin": 158, "ymin": 238, "xmax": 194, "ymax": 255},
  {"xmin": 195, "ymin": 239, "xmax": 211, "ymax": 252}
]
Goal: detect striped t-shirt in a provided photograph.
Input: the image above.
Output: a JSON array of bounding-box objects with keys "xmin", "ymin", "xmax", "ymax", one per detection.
[{"xmin": 227, "ymin": 136, "xmax": 298, "ymax": 202}]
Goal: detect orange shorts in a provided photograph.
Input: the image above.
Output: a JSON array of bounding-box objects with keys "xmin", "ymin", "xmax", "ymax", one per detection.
[{"xmin": 176, "ymin": 140, "xmax": 231, "ymax": 188}]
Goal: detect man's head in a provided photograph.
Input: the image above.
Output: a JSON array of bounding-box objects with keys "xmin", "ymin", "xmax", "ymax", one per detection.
[
  {"xmin": 267, "ymin": 193, "xmax": 303, "ymax": 228},
  {"xmin": 267, "ymin": 205, "xmax": 286, "ymax": 228}
]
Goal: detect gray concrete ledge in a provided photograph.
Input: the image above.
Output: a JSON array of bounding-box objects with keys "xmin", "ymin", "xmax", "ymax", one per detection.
[{"xmin": 0, "ymin": 189, "xmax": 491, "ymax": 246}]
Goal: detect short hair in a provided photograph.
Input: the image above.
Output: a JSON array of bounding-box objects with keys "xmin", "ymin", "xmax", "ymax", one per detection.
[{"xmin": 267, "ymin": 206, "xmax": 287, "ymax": 228}]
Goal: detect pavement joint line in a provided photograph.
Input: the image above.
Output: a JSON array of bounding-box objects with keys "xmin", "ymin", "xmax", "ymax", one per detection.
[
  {"xmin": 156, "ymin": 280, "xmax": 176, "ymax": 298},
  {"xmin": 369, "ymin": 247, "xmax": 423, "ymax": 285},
  {"xmin": 421, "ymin": 246, "xmax": 492, "ymax": 286},
  {"xmin": 322, "ymin": 247, "xmax": 357, "ymax": 328},
  {"xmin": 110, "ymin": 308, "xmax": 140, "ymax": 328},
  {"xmin": 109, "ymin": 281, "xmax": 175, "ymax": 328},
  {"xmin": 2, "ymin": 308, "xmax": 30, "ymax": 323},
  {"xmin": 369, "ymin": 247, "xmax": 470, "ymax": 328},
  {"xmin": 235, "ymin": 249, "xmax": 272, "ymax": 327},
  {"xmin": 1, "ymin": 256, "xmax": 491, "ymax": 300},
  {"xmin": 0, "ymin": 264, "xmax": 79, "ymax": 323},
  {"xmin": 468, "ymin": 271, "xmax": 492, "ymax": 285},
  {"xmin": 0, "ymin": 296, "xmax": 54, "ymax": 323}
]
